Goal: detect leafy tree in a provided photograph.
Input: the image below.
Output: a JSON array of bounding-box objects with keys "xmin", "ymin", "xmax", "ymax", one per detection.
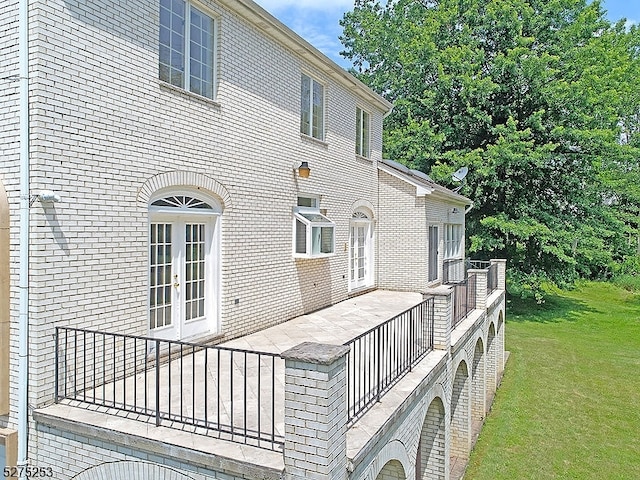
[{"xmin": 341, "ymin": 0, "xmax": 640, "ymax": 297}]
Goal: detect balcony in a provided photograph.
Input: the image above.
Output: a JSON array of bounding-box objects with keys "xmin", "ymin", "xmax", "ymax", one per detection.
[{"xmin": 40, "ymin": 260, "xmax": 507, "ymax": 480}]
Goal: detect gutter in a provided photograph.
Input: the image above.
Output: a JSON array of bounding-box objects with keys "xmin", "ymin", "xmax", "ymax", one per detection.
[{"xmin": 18, "ymin": 0, "xmax": 30, "ymax": 472}]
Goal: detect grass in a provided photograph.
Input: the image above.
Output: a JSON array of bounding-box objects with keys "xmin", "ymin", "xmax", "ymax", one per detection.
[{"xmin": 465, "ymin": 282, "xmax": 640, "ymax": 480}]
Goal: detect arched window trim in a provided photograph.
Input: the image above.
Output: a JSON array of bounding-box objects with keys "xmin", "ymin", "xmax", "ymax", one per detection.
[{"xmin": 149, "ymin": 189, "xmax": 223, "ymax": 216}]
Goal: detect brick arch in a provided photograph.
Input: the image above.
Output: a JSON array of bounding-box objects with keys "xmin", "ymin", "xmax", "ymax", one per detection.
[
  {"xmin": 497, "ymin": 310, "xmax": 505, "ymax": 376},
  {"xmin": 450, "ymin": 360, "xmax": 471, "ymax": 461},
  {"xmin": 350, "ymin": 199, "xmax": 376, "ymax": 219},
  {"xmin": 136, "ymin": 171, "xmax": 232, "ymax": 210},
  {"xmin": 471, "ymin": 337, "xmax": 485, "ymax": 424},
  {"xmin": 71, "ymin": 461, "xmax": 195, "ymax": 480},
  {"xmin": 375, "ymin": 459, "xmax": 407, "ymax": 480},
  {"xmin": 486, "ymin": 322, "xmax": 497, "ymax": 410},
  {"xmin": 0, "ymin": 179, "xmax": 8, "ymax": 414},
  {"xmin": 364, "ymin": 440, "xmax": 411, "ymax": 480},
  {"xmin": 416, "ymin": 396, "xmax": 447, "ymax": 480}
]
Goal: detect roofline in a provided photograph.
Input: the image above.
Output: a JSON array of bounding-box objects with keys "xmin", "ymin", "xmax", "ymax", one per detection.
[
  {"xmin": 215, "ymin": 0, "xmax": 394, "ymax": 113},
  {"xmin": 378, "ymin": 159, "xmax": 472, "ymax": 205}
]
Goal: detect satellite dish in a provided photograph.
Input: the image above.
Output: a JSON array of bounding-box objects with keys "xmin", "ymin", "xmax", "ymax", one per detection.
[{"xmin": 452, "ymin": 166, "xmax": 468, "ymax": 182}]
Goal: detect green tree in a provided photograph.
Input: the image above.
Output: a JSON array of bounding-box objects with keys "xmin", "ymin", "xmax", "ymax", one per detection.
[{"xmin": 341, "ymin": 0, "xmax": 640, "ymax": 296}]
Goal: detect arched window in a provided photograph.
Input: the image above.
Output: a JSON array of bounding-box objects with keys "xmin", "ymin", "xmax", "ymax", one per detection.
[
  {"xmin": 149, "ymin": 192, "xmax": 221, "ymax": 340},
  {"xmin": 349, "ymin": 210, "xmax": 374, "ymax": 291}
]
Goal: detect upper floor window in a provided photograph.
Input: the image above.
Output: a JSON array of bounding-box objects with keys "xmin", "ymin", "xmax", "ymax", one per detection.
[
  {"xmin": 444, "ymin": 223, "xmax": 463, "ymax": 259},
  {"xmin": 159, "ymin": 0, "xmax": 216, "ymax": 99},
  {"xmin": 356, "ymin": 107, "xmax": 370, "ymax": 157},
  {"xmin": 300, "ymin": 74, "xmax": 324, "ymax": 140}
]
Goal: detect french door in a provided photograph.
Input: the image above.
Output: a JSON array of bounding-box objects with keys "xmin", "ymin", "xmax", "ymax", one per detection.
[
  {"xmin": 149, "ymin": 212, "xmax": 218, "ymax": 340},
  {"xmin": 349, "ymin": 215, "xmax": 373, "ymax": 290}
]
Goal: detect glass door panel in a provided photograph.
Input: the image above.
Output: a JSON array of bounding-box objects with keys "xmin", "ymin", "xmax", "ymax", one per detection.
[{"xmin": 149, "ymin": 223, "xmax": 173, "ymax": 330}]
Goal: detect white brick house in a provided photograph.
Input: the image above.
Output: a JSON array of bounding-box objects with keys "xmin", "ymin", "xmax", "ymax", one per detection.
[{"xmin": 0, "ymin": 1, "xmax": 506, "ymax": 479}]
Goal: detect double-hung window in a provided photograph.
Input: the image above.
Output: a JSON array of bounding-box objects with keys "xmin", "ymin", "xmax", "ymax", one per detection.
[
  {"xmin": 159, "ymin": 0, "xmax": 216, "ymax": 99},
  {"xmin": 356, "ymin": 107, "xmax": 370, "ymax": 157},
  {"xmin": 444, "ymin": 224, "xmax": 463, "ymax": 259},
  {"xmin": 293, "ymin": 196, "xmax": 335, "ymax": 257},
  {"xmin": 300, "ymin": 74, "xmax": 324, "ymax": 140}
]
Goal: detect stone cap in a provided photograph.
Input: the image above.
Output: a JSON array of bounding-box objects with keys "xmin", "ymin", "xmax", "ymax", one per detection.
[{"xmin": 281, "ymin": 342, "xmax": 350, "ymax": 365}]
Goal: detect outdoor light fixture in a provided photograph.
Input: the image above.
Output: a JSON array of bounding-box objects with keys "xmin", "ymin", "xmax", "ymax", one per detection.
[
  {"xmin": 451, "ymin": 207, "xmax": 460, "ymax": 214},
  {"xmin": 30, "ymin": 190, "xmax": 62, "ymax": 206},
  {"xmin": 297, "ymin": 161, "xmax": 310, "ymax": 178}
]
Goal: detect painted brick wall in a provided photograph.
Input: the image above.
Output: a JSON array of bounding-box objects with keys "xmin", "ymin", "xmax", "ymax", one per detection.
[
  {"xmin": 4, "ymin": 0, "xmax": 387, "ymax": 414},
  {"xmin": 34, "ymin": 425, "xmax": 244, "ymax": 480}
]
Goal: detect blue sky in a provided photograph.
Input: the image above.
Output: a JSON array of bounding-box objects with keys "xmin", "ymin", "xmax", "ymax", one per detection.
[{"xmin": 254, "ymin": 0, "xmax": 640, "ymax": 69}]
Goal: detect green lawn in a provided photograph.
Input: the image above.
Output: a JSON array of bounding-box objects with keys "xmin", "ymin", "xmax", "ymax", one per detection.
[{"xmin": 465, "ymin": 282, "xmax": 640, "ymax": 480}]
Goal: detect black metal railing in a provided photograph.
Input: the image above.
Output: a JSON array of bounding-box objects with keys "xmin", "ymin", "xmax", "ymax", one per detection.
[
  {"xmin": 487, "ymin": 262, "xmax": 499, "ymax": 294},
  {"xmin": 55, "ymin": 327, "xmax": 283, "ymax": 450},
  {"xmin": 451, "ymin": 274, "xmax": 477, "ymax": 328},
  {"xmin": 467, "ymin": 259, "xmax": 491, "ymax": 270},
  {"xmin": 343, "ymin": 298, "xmax": 435, "ymax": 424},
  {"xmin": 443, "ymin": 258, "xmax": 465, "ymax": 284}
]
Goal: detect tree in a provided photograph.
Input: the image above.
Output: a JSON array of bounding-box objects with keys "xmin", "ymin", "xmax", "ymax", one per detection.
[{"xmin": 341, "ymin": 0, "xmax": 640, "ymax": 296}]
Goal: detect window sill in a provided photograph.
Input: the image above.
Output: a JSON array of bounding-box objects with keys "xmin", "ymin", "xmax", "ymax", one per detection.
[
  {"xmin": 355, "ymin": 154, "xmax": 372, "ymax": 162},
  {"xmin": 293, "ymin": 253, "xmax": 335, "ymax": 260},
  {"xmin": 300, "ymin": 133, "xmax": 329, "ymax": 148},
  {"xmin": 158, "ymin": 80, "xmax": 221, "ymax": 108}
]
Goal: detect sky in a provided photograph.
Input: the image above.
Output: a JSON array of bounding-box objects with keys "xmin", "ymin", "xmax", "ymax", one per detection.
[{"xmin": 254, "ymin": 0, "xmax": 640, "ymax": 69}]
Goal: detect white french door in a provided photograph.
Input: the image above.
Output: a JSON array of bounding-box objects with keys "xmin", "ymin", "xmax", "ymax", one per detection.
[
  {"xmin": 349, "ymin": 217, "xmax": 373, "ymax": 291},
  {"xmin": 149, "ymin": 213, "xmax": 218, "ymax": 340}
]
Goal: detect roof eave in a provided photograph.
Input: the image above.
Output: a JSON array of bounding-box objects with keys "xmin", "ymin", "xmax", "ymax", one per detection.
[{"xmin": 216, "ymin": 0, "xmax": 394, "ymax": 114}]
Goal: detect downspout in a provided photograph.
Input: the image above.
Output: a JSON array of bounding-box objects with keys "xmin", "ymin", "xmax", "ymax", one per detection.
[{"xmin": 18, "ymin": 0, "xmax": 30, "ymax": 472}]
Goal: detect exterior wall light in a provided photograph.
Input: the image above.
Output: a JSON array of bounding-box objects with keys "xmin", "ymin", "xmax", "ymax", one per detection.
[
  {"xmin": 30, "ymin": 190, "xmax": 62, "ymax": 206},
  {"xmin": 298, "ymin": 161, "xmax": 310, "ymax": 178}
]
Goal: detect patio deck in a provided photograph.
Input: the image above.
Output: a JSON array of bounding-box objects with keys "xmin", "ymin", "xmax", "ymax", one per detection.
[{"xmin": 51, "ymin": 289, "xmax": 424, "ymax": 453}]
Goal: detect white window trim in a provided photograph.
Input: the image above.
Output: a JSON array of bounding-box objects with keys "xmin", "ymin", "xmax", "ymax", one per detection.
[
  {"xmin": 444, "ymin": 223, "xmax": 463, "ymax": 260},
  {"xmin": 356, "ymin": 107, "xmax": 371, "ymax": 158},
  {"xmin": 300, "ymin": 73, "xmax": 325, "ymax": 141},
  {"xmin": 159, "ymin": 0, "xmax": 218, "ymax": 99},
  {"xmin": 293, "ymin": 206, "xmax": 336, "ymax": 259}
]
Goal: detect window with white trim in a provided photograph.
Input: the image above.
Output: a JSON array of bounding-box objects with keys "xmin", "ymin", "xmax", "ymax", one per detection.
[
  {"xmin": 444, "ymin": 224, "xmax": 463, "ymax": 259},
  {"xmin": 300, "ymin": 74, "xmax": 324, "ymax": 140},
  {"xmin": 159, "ymin": 0, "xmax": 216, "ymax": 99},
  {"xmin": 356, "ymin": 107, "xmax": 370, "ymax": 157},
  {"xmin": 293, "ymin": 196, "xmax": 335, "ymax": 257}
]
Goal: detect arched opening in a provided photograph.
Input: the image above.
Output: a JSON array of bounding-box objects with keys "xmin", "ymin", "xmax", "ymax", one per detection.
[
  {"xmin": 349, "ymin": 209, "xmax": 374, "ymax": 291},
  {"xmin": 486, "ymin": 323, "xmax": 497, "ymax": 410},
  {"xmin": 471, "ymin": 338, "xmax": 485, "ymax": 425},
  {"xmin": 497, "ymin": 311, "xmax": 505, "ymax": 377},
  {"xmin": 375, "ymin": 459, "xmax": 407, "ymax": 480},
  {"xmin": 72, "ymin": 460, "xmax": 195, "ymax": 479},
  {"xmin": 416, "ymin": 397, "xmax": 446, "ymax": 480},
  {"xmin": 0, "ymin": 180, "xmax": 9, "ymax": 415},
  {"xmin": 148, "ymin": 191, "xmax": 222, "ymax": 341},
  {"xmin": 450, "ymin": 360, "xmax": 470, "ymax": 473}
]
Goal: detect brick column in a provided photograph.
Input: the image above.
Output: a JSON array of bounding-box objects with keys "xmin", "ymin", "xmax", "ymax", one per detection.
[
  {"xmin": 281, "ymin": 342, "xmax": 350, "ymax": 480},
  {"xmin": 490, "ymin": 259, "xmax": 507, "ymax": 290},
  {"xmin": 468, "ymin": 269, "xmax": 487, "ymax": 310},
  {"xmin": 423, "ymin": 286, "xmax": 452, "ymax": 351}
]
